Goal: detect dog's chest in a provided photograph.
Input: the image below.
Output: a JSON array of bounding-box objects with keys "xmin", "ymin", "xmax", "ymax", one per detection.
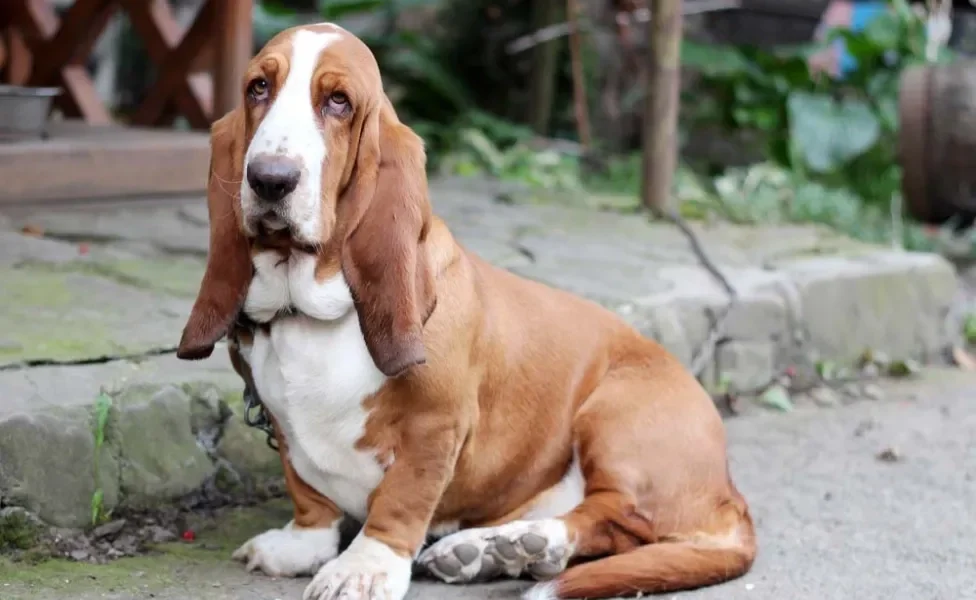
[{"xmin": 241, "ymin": 252, "xmax": 388, "ymax": 521}]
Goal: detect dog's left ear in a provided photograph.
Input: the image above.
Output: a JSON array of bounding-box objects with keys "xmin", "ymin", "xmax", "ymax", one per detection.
[
  {"xmin": 177, "ymin": 108, "xmax": 253, "ymax": 360},
  {"xmin": 340, "ymin": 96, "xmax": 437, "ymax": 378}
]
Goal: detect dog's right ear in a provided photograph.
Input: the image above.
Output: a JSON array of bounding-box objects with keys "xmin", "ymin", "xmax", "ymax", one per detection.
[{"xmin": 177, "ymin": 109, "xmax": 252, "ymax": 360}]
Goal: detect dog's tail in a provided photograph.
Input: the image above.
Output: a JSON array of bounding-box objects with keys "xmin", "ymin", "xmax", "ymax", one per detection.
[{"xmin": 522, "ymin": 518, "xmax": 756, "ymax": 600}]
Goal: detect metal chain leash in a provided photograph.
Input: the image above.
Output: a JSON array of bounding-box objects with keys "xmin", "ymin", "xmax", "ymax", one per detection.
[{"xmin": 242, "ymin": 383, "xmax": 279, "ymax": 451}]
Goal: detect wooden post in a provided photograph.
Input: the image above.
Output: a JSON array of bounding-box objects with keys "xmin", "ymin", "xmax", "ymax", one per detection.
[
  {"xmin": 641, "ymin": 0, "xmax": 682, "ymax": 211},
  {"xmin": 0, "ymin": 29, "xmax": 28, "ymax": 84},
  {"xmin": 211, "ymin": 0, "xmax": 251, "ymax": 121},
  {"xmin": 566, "ymin": 0, "xmax": 591, "ymax": 148},
  {"xmin": 526, "ymin": 0, "xmax": 562, "ymax": 135}
]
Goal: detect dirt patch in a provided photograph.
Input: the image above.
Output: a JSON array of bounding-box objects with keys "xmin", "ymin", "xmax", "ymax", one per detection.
[{"xmin": 0, "ymin": 482, "xmax": 288, "ymax": 567}]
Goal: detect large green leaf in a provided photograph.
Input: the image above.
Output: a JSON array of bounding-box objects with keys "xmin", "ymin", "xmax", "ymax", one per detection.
[
  {"xmin": 318, "ymin": 0, "xmax": 386, "ymax": 20},
  {"xmin": 254, "ymin": 2, "xmax": 303, "ymax": 42},
  {"xmin": 391, "ymin": 0, "xmax": 443, "ymax": 8},
  {"xmin": 787, "ymin": 92, "xmax": 880, "ymax": 173},
  {"xmin": 383, "ymin": 45, "xmax": 471, "ymax": 110},
  {"xmin": 681, "ymin": 41, "xmax": 750, "ymax": 77}
]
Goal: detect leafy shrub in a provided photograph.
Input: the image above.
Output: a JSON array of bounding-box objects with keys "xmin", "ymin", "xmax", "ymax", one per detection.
[{"xmin": 683, "ymin": 0, "xmax": 951, "ymax": 211}]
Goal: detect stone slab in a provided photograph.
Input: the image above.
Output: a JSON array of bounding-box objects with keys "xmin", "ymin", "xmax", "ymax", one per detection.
[
  {"xmin": 0, "ymin": 231, "xmax": 203, "ymax": 368},
  {"xmin": 0, "ymin": 176, "xmax": 960, "ymax": 526},
  {"xmin": 0, "ymin": 352, "xmax": 274, "ymax": 527}
]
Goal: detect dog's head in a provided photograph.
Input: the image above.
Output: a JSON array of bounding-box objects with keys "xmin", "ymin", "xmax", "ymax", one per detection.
[{"xmin": 177, "ymin": 24, "xmax": 436, "ymax": 377}]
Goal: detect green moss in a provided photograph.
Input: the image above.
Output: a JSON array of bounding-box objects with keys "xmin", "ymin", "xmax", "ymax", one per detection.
[
  {"xmin": 0, "ymin": 501, "xmax": 292, "ymax": 594},
  {"xmin": 86, "ymin": 258, "xmax": 204, "ymax": 298},
  {"xmin": 222, "ymin": 389, "xmax": 245, "ymax": 413},
  {"xmin": 0, "ymin": 512, "xmax": 39, "ymax": 552},
  {"xmin": 17, "ymin": 257, "xmax": 204, "ymax": 299},
  {"xmin": 0, "ymin": 256, "xmax": 206, "ymax": 365},
  {"xmin": 1, "ymin": 269, "xmax": 74, "ymax": 307},
  {"xmin": 0, "ymin": 267, "xmax": 126, "ymax": 364},
  {"xmin": 168, "ymin": 500, "xmax": 292, "ymax": 557},
  {"xmin": 110, "ymin": 383, "xmax": 165, "ymax": 408},
  {"xmin": 0, "ymin": 554, "xmax": 178, "ymax": 592}
]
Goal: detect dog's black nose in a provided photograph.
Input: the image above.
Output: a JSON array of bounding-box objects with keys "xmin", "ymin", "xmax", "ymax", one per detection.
[{"xmin": 247, "ymin": 156, "xmax": 301, "ymax": 203}]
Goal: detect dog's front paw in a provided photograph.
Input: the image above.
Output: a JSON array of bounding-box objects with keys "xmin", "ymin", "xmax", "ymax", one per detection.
[
  {"xmin": 303, "ymin": 534, "xmax": 412, "ymax": 600},
  {"xmin": 233, "ymin": 521, "xmax": 340, "ymax": 577}
]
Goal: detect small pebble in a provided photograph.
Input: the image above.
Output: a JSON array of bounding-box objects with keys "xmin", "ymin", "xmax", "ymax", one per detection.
[
  {"xmin": 876, "ymin": 447, "xmax": 901, "ymax": 463},
  {"xmin": 91, "ymin": 519, "xmax": 126, "ymax": 539},
  {"xmin": 862, "ymin": 383, "xmax": 884, "ymax": 401},
  {"xmin": 810, "ymin": 387, "xmax": 840, "ymax": 407},
  {"xmin": 69, "ymin": 550, "xmax": 90, "ymax": 561}
]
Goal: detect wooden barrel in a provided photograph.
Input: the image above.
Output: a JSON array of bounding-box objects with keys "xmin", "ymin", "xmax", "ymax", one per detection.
[{"xmin": 900, "ymin": 62, "xmax": 976, "ymax": 223}]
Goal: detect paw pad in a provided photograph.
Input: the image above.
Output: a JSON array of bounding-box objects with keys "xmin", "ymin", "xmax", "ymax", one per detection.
[{"xmin": 417, "ymin": 520, "xmax": 572, "ymax": 584}]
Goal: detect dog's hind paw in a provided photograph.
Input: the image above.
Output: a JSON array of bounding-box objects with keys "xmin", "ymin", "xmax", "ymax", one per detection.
[{"xmin": 417, "ymin": 519, "xmax": 573, "ymax": 584}]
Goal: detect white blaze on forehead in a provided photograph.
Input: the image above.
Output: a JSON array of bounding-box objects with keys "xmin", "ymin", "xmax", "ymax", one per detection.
[{"xmin": 241, "ymin": 29, "xmax": 341, "ymax": 243}]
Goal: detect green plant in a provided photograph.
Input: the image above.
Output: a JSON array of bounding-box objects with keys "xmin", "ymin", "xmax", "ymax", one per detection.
[
  {"xmin": 965, "ymin": 313, "xmax": 976, "ymax": 345},
  {"xmin": 433, "ymin": 112, "xmax": 581, "ymax": 187},
  {"xmin": 255, "ymin": 0, "xmax": 593, "ymax": 170},
  {"xmin": 0, "ymin": 512, "xmax": 38, "ymax": 553},
  {"xmin": 683, "ymin": 0, "xmax": 951, "ymax": 213},
  {"xmin": 90, "ymin": 392, "xmax": 113, "ymax": 526}
]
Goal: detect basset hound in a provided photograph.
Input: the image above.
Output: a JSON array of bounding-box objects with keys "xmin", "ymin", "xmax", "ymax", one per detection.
[{"xmin": 176, "ymin": 23, "xmax": 756, "ymax": 600}]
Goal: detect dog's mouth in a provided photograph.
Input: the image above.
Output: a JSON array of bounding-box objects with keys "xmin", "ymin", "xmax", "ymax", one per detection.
[
  {"xmin": 261, "ymin": 212, "xmax": 291, "ymax": 231},
  {"xmin": 252, "ymin": 219, "xmax": 319, "ymax": 254}
]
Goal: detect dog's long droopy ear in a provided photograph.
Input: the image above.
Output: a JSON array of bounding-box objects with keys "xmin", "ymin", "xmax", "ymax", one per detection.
[
  {"xmin": 341, "ymin": 97, "xmax": 437, "ymax": 378},
  {"xmin": 177, "ymin": 109, "xmax": 253, "ymax": 360}
]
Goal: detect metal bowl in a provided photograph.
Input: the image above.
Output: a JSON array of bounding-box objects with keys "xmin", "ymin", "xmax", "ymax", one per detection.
[{"xmin": 0, "ymin": 85, "xmax": 61, "ymax": 142}]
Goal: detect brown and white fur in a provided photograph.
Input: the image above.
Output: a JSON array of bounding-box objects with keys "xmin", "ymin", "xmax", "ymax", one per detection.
[{"xmin": 176, "ymin": 23, "xmax": 756, "ymax": 600}]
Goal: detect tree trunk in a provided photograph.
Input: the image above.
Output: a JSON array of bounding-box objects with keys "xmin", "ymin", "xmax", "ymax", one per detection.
[
  {"xmin": 641, "ymin": 0, "xmax": 682, "ymax": 211},
  {"xmin": 526, "ymin": 0, "xmax": 563, "ymax": 134}
]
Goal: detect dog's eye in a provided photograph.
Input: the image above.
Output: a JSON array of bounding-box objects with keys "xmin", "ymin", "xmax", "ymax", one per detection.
[
  {"xmin": 248, "ymin": 78, "xmax": 270, "ymax": 101},
  {"xmin": 324, "ymin": 92, "xmax": 350, "ymax": 117}
]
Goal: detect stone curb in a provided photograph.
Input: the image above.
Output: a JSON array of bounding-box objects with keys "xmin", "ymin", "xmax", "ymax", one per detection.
[
  {"xmin": 617, "ymin": 251, "xmax": 956, "ymax": 392},
  {"xmin": 0, "ymin": 355, "xmax": 281, "ymax": 529}
]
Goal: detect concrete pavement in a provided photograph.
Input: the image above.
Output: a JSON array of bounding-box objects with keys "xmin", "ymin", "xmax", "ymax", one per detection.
[{"xmin": 5, "ymin": 368, "xmax": 974, "ymax": 600}]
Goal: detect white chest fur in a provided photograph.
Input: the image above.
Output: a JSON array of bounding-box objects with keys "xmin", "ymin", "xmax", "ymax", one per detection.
[{"xmin": 242, "ymin": 252, "xmax": 388, "ymax": 521}]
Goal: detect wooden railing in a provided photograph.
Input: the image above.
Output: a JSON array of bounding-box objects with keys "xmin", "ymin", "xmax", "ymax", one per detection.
[{"xmin": 0, "ymin": 0, "xmax": 252, "ymax": 128}]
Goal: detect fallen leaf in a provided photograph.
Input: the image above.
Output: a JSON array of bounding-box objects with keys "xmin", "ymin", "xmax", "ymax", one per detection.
[
  {"xmin": 815, "ymin": 360, "xmax": 836, "ymax": 380},
  {"xmin": 952, "ymin": 346, "xmax": 976, "ymax": 371},
  {"xmin": 758, "ymin": 385, "xmax": 794, "ymax": 412},
  {"xmin": 21, "ymin": 224, "xmax": 44, "ymax": 237}
]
